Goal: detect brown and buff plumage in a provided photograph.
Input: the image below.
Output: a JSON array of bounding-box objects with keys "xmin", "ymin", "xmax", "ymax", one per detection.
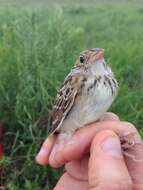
[{"xmin": 51, "ymin": 48, "xmax": 118, "ymax": 137}]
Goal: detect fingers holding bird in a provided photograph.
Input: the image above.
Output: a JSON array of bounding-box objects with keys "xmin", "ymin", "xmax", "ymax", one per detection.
[
  {"xmin": 36, "ymin": 112, "xmax": 119, "ymax": 166},
  {"xmin": 36, "ymin": 112, "xmax": 141, "ymax": 168}
]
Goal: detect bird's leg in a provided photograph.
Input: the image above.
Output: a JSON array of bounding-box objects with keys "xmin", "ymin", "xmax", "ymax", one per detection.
[
  {"xmin": 120, "ymin": 132, "xmax": 137, "ymax": 150},
  {"xmin": 119, "ymin": 131, "xmax": 143, "ymax": 162}
]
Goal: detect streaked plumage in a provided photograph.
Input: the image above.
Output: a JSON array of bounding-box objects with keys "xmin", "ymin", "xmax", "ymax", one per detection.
[{"xmin": 51, "ymin": 48, "xmax": 118, "ymax": 137}]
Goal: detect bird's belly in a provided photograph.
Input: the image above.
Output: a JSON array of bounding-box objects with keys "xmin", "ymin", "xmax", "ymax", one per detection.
[
  {"xmin": 78, "ymin": 82, "xmax": 114, "ymax": 125},
  {"xmin": 61, "ymin": 81, "xmax": 115, "ymax": 133}
]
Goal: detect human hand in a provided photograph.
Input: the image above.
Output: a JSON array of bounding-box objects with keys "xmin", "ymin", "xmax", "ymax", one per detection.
[{"xmin": 36, "ymin": 113, "xmax": 143, "ymax": 190}]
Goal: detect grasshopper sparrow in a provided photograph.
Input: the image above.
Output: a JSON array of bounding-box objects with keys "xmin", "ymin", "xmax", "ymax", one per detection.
[{"xmin": 51, "ymin": 48, "xmax": 118, "ymax": 139}]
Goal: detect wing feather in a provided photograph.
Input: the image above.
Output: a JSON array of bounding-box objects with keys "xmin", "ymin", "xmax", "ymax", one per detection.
[{"xmin": 51, "ymin": 74, "xmax": 81, "ymax": 134}]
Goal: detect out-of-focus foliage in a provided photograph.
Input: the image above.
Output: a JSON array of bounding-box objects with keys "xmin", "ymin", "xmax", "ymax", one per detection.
[{"xmin": 0, "ymin": 0, "xmax": 143, "ymax": 189}]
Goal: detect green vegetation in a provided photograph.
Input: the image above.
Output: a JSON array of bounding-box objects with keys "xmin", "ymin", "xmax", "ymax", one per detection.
[{"xmin": 0, "ymin": 0, "xmax": 143, "ymax": 189}]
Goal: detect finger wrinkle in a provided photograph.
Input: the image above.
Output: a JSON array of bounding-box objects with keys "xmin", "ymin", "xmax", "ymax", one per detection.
[{"xmin": 68, "ymin": 172, "xmax": 88, "ymax": 182}]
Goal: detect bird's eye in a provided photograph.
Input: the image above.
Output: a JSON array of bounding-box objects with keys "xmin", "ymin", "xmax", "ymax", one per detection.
[{"xmin": 79, "ymin": 55, "xmax": 85, "ymax": 64}]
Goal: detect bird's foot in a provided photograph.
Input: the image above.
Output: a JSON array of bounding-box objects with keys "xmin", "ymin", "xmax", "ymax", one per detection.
[{"xmin": 119, "ymin": 131, "xmax": 143, "ymax": 162}]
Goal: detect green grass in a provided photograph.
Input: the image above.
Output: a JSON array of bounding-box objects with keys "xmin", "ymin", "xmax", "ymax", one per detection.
[{"xmin": 0, "ymin": 0, "xmax": 143, "ymax": 189}]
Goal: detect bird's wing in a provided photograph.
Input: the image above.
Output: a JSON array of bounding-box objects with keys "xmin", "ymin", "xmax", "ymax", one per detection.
[{"xmin": 51, "ymin": 72, "xmax": 84, "ymax": 134}]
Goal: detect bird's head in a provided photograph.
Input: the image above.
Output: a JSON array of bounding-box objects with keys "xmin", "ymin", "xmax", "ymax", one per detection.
[{"xmin": 75, "ymin": 48, "xmax": 111, "ymax": 76}]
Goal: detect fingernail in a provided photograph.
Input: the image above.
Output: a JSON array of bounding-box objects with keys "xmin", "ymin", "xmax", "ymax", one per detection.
[{"xmin": 101, "ymin": 137, "xmax": 122, "ymax": 158}]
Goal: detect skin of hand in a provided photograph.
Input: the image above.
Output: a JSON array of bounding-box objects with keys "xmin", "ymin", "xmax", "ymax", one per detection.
[{"xmin": 36, "ymin": 113, "xmax": 143, "ymax": 190}]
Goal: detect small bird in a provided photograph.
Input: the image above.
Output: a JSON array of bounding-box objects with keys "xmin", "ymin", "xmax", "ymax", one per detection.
[{"xmin": 51, "ymin": 48, "xmax": 118, "ymax": 139}]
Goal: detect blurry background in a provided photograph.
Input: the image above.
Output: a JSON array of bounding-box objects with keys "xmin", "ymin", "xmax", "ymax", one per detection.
[{"xmin": 0, "ymin": 0, "xmax": 143, "ymax": 189}]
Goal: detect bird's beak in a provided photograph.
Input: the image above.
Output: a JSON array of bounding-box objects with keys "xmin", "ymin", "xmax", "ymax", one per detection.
[{"xmin": 94, "ymin": 49, "xmax": 104, "ymax": 60}]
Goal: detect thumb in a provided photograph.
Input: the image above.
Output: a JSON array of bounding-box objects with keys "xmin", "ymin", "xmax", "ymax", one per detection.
[{"xmin": 88, "ymin": 130, "xmax": 132, "ymax": 190}]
